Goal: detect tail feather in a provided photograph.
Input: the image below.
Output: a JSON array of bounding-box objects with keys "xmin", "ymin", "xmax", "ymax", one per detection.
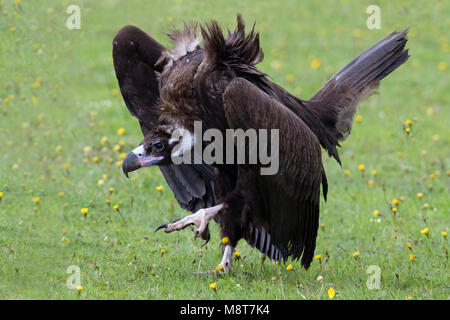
[{"xmin": 307, "ymin": 29, "xmax": 409, "ymax": 142}]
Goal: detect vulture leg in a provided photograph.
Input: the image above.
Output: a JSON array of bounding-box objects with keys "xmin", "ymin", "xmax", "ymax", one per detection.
[
  {"xmin": 155, "ymin": 204, "xmax": 224, "ymax": 243},
  {"xmin": 216, "ymin": 245, "xmax": 234, "ymax": 273}
]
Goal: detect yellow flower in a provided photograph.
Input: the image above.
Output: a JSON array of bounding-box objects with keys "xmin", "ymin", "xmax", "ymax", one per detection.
[
  {"xmin": 352, "ymin": 251, "xmax": 360, "ymax": 258},
  {"xmin": 55, "ymin": 145, "xmax": 62, "ymax": 153},
  {"xmin": 373, "ymin": 210, "xmax": 380, "ymax": 217},
  {"xmin": 160, "ymin": 249, "xmax": 165, "ymax": 256},
  {"xmin": 328, "ymin": 287, "xmax": 335, "ymax": 299},
  {"xmin": 83, "ymin": 146, "xmax": 92, "ymax": 156},
  {"xmin": 111, "ymin": 89, "xmax": 119, "ymax": 96},
  {"xmin": 356, "ymin": 115, "xmax": 363, "ymax": 123},
  {"xmin": 117, "ymin": 127, "xmax": 125, "ymax": 135},
  {"xmin": 392, "ymin": 198, "xmax": 399, "ymax": 205},
  {"xmin": 358, "ymin": 164, "xmax": 365, "ymax": 172},
  {"xmin": 368, "ymin": 180, "xmax": 375, "ymax": 187},
  {"xmin": 432, "ymin": 134, "xmax": 440, "ymax": 142},
  {"xmin": 92, "ymin": 156, "xmax": 99, "ymax": 163},
  {"xmin": 216, "ymin": 265, "xmax": 224, "ymax": 272},
  {"xmin": 105, "ymin": 199, "xmax": 111, "ymax": 205},
  {"xmin": 405, "ymin": 119, "xmax": 413, "ymax": 126},
  {"xmin": 420, "ymin": 227, "xmax": 429, "ymax": 236},
  {"xmin": 32, "ymin": 197, "xmax": 40, "ymax": 204},
  {"xmin": 285, "ymin": 74, "xmax": 294, "ymax": 83},
  {"xmin": 58, "ymin": 191, "xmax": 64, "ymax": 198},
  {"xmin": 120, "ymin": 153, "xmax": 126, "ymax": 160},
  {"xmin": 10, "ymin": 26, "xmax": 16, "ymax": 32},
  {"xmin": 437, "ymin": 61, "xmax": 447, "ymax": 71},
  {"xmin": 0, "ymin": 192, "xmax": 3, "ymax": 199},
  {"xmin": 156, "ymin": 185, "xmax": 163, "ymax": 192},
  {"xmin": 76, "ymin": 285, "xmax": 83, "ymax": 293},
  {"xmin": 407, "ymin": 296, "xmax": 413, "ymax": 300},
  {"xmin": 310, "ymin": 58, "xmax": 321, "ymax": 69},
  {"xmin": 97, "ymin": 179, "xmax": 104, "ymax": 187},
  {"xmin": 392, "ymin": 207, "xmax": 397, "ymax": 213},
  {"xmin": 441, "ymin": 231, "xmax": 447, "ymax": 239},
  {"xmin": 81, "ymin": 208, "xmax": 88, "ymax": 215},
  {"xmin": 116, "ymin": 160, "xmax": 123, "ymax": 167},
  {"xmin": 113, "ymin": 144, "xmax": 121, "ymax": 152},
  {"xmin": 234, "ymin": 251, "xmax": 241, "ymax": 258},
  {"xmin": 407, "ymin": 242, "xmax": 412, "ymax": 249},
  {"xmin": 409, "ymin": 254, "xmax": 415, "ymax": 260},
  {"xmin": 221, "ymin": 236, "xmax": 229, "ymax": 244},
  {"xmin": 286, "ymin": 264, "xmax": 293, "ymax": 271},
  {"xmin": 315, "ymin": 254, "xmax": 322, "ymax": 261},
  {"xmin": 344, "ymin": 169, "xmax": 350, "ymax": 176},
  {"xmin": 61, "ymin": 236, "xmax": 70, "ymax": 244},
  {"xmin": 113, "ymin": 204, "xmax": 119, "ymax": 211},
  {"xmin": 429, "ymin": 173, "xmax": 435, "ymax": 180},
  {"xmin": 100, "ymin": 136, "xmax": 108, "ymax": 144},
  {"xmin": 371, "ymin": 170, "xmax": 377, "ymax": 176},
  {"xmin": 109, "ymin": 187, "xmax": 115, "ymax": 194},
  {"xmin": 209, "ymin": 282, "xmax": 217, "ymax": 290},
  {"xmin": 405, "ymin": 127, "xmax": 410, "ymax": 134}
]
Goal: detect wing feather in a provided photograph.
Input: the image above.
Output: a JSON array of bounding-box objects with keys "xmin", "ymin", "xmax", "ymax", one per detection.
[
  {"xmin": 223, "ymin": 78, "xmax": 325, "ymax": 267},
  {"xmin": 113, "ymin": 25, "xmax": 216, "ymax": 213}
]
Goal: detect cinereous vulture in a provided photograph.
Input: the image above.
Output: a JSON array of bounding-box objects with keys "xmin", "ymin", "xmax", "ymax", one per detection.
[{"xmin": 115, "ymin": 15, "xmax": 409, "ymax": 272}]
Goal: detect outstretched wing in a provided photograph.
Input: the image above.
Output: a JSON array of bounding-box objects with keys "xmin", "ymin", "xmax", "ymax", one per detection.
[
  {"xmin": 113, "ymin": 25, "xmax": 216, "ymax": 212},
  {"xmin": 307, "ymin": 29, "xmax": 409, "ymax": 141},
  {"xmin": 223, "ymin": 78, "xmax": 326, "ymax": 268}
]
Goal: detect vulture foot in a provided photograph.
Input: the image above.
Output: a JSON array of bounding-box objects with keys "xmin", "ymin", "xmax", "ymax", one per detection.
[
  {"xmin": 216, "ymin": 245, "xmax": 234, "ymax": 273},
  {"xmin": 155, "ymin": 204, "xmax": 224, "ymax": 244}
]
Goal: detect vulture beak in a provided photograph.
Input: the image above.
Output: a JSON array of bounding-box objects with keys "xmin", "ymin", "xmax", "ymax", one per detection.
[{"xmin": 122, "ymin": 145, "xmax": 164, "ymax": 178}]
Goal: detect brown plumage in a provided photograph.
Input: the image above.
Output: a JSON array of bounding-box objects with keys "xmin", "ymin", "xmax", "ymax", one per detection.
[
  {"xmin": 113, "ymin": 25, "xmax": 216, "ymax": 213},
  {"xmin": 117, "ymin": 15, "xmax": 409, "ymax": 269}
]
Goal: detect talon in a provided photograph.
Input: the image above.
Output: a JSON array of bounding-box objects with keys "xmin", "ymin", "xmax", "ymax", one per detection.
[
  {"xmin": 201, "ymin": 234, "xmax": 210, "ymax": 247},
  {"xmin": 194, "ymin": 230, "xmax": 199, "ymax": 239},
  {"xmin": 171, "ymin": 218, "xmax": 181, "ymax": 223},
  {"xmin": 154, "ymin": 224, "xmax": 167, "ymax": 232}
]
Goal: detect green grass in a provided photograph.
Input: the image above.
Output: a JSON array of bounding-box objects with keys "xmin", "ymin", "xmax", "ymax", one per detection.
[{"xmin": 0, "ymin": 0, "xmax": 448, "ymax": 299}]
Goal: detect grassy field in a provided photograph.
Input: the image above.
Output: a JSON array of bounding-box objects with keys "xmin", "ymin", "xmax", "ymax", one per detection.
[{"xmin": 0, "ymin": 0, "xmax": 448, "ymax": 300}]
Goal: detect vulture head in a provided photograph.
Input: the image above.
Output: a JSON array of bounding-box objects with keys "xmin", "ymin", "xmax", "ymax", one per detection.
[{"xmin": 122, "ymin": 128, "xmax": 176, "ymax": 177}]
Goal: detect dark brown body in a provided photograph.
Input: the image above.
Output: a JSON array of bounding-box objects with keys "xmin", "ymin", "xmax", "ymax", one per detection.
[{"xmin": 114, "ymin": 16, "xmax": 409, "ymax": 267}]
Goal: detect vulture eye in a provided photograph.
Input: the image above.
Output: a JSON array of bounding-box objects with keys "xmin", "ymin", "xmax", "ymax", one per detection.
[{"xmin": 153, "ymin": 142, "xmax": 164, "ymax": 151}]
